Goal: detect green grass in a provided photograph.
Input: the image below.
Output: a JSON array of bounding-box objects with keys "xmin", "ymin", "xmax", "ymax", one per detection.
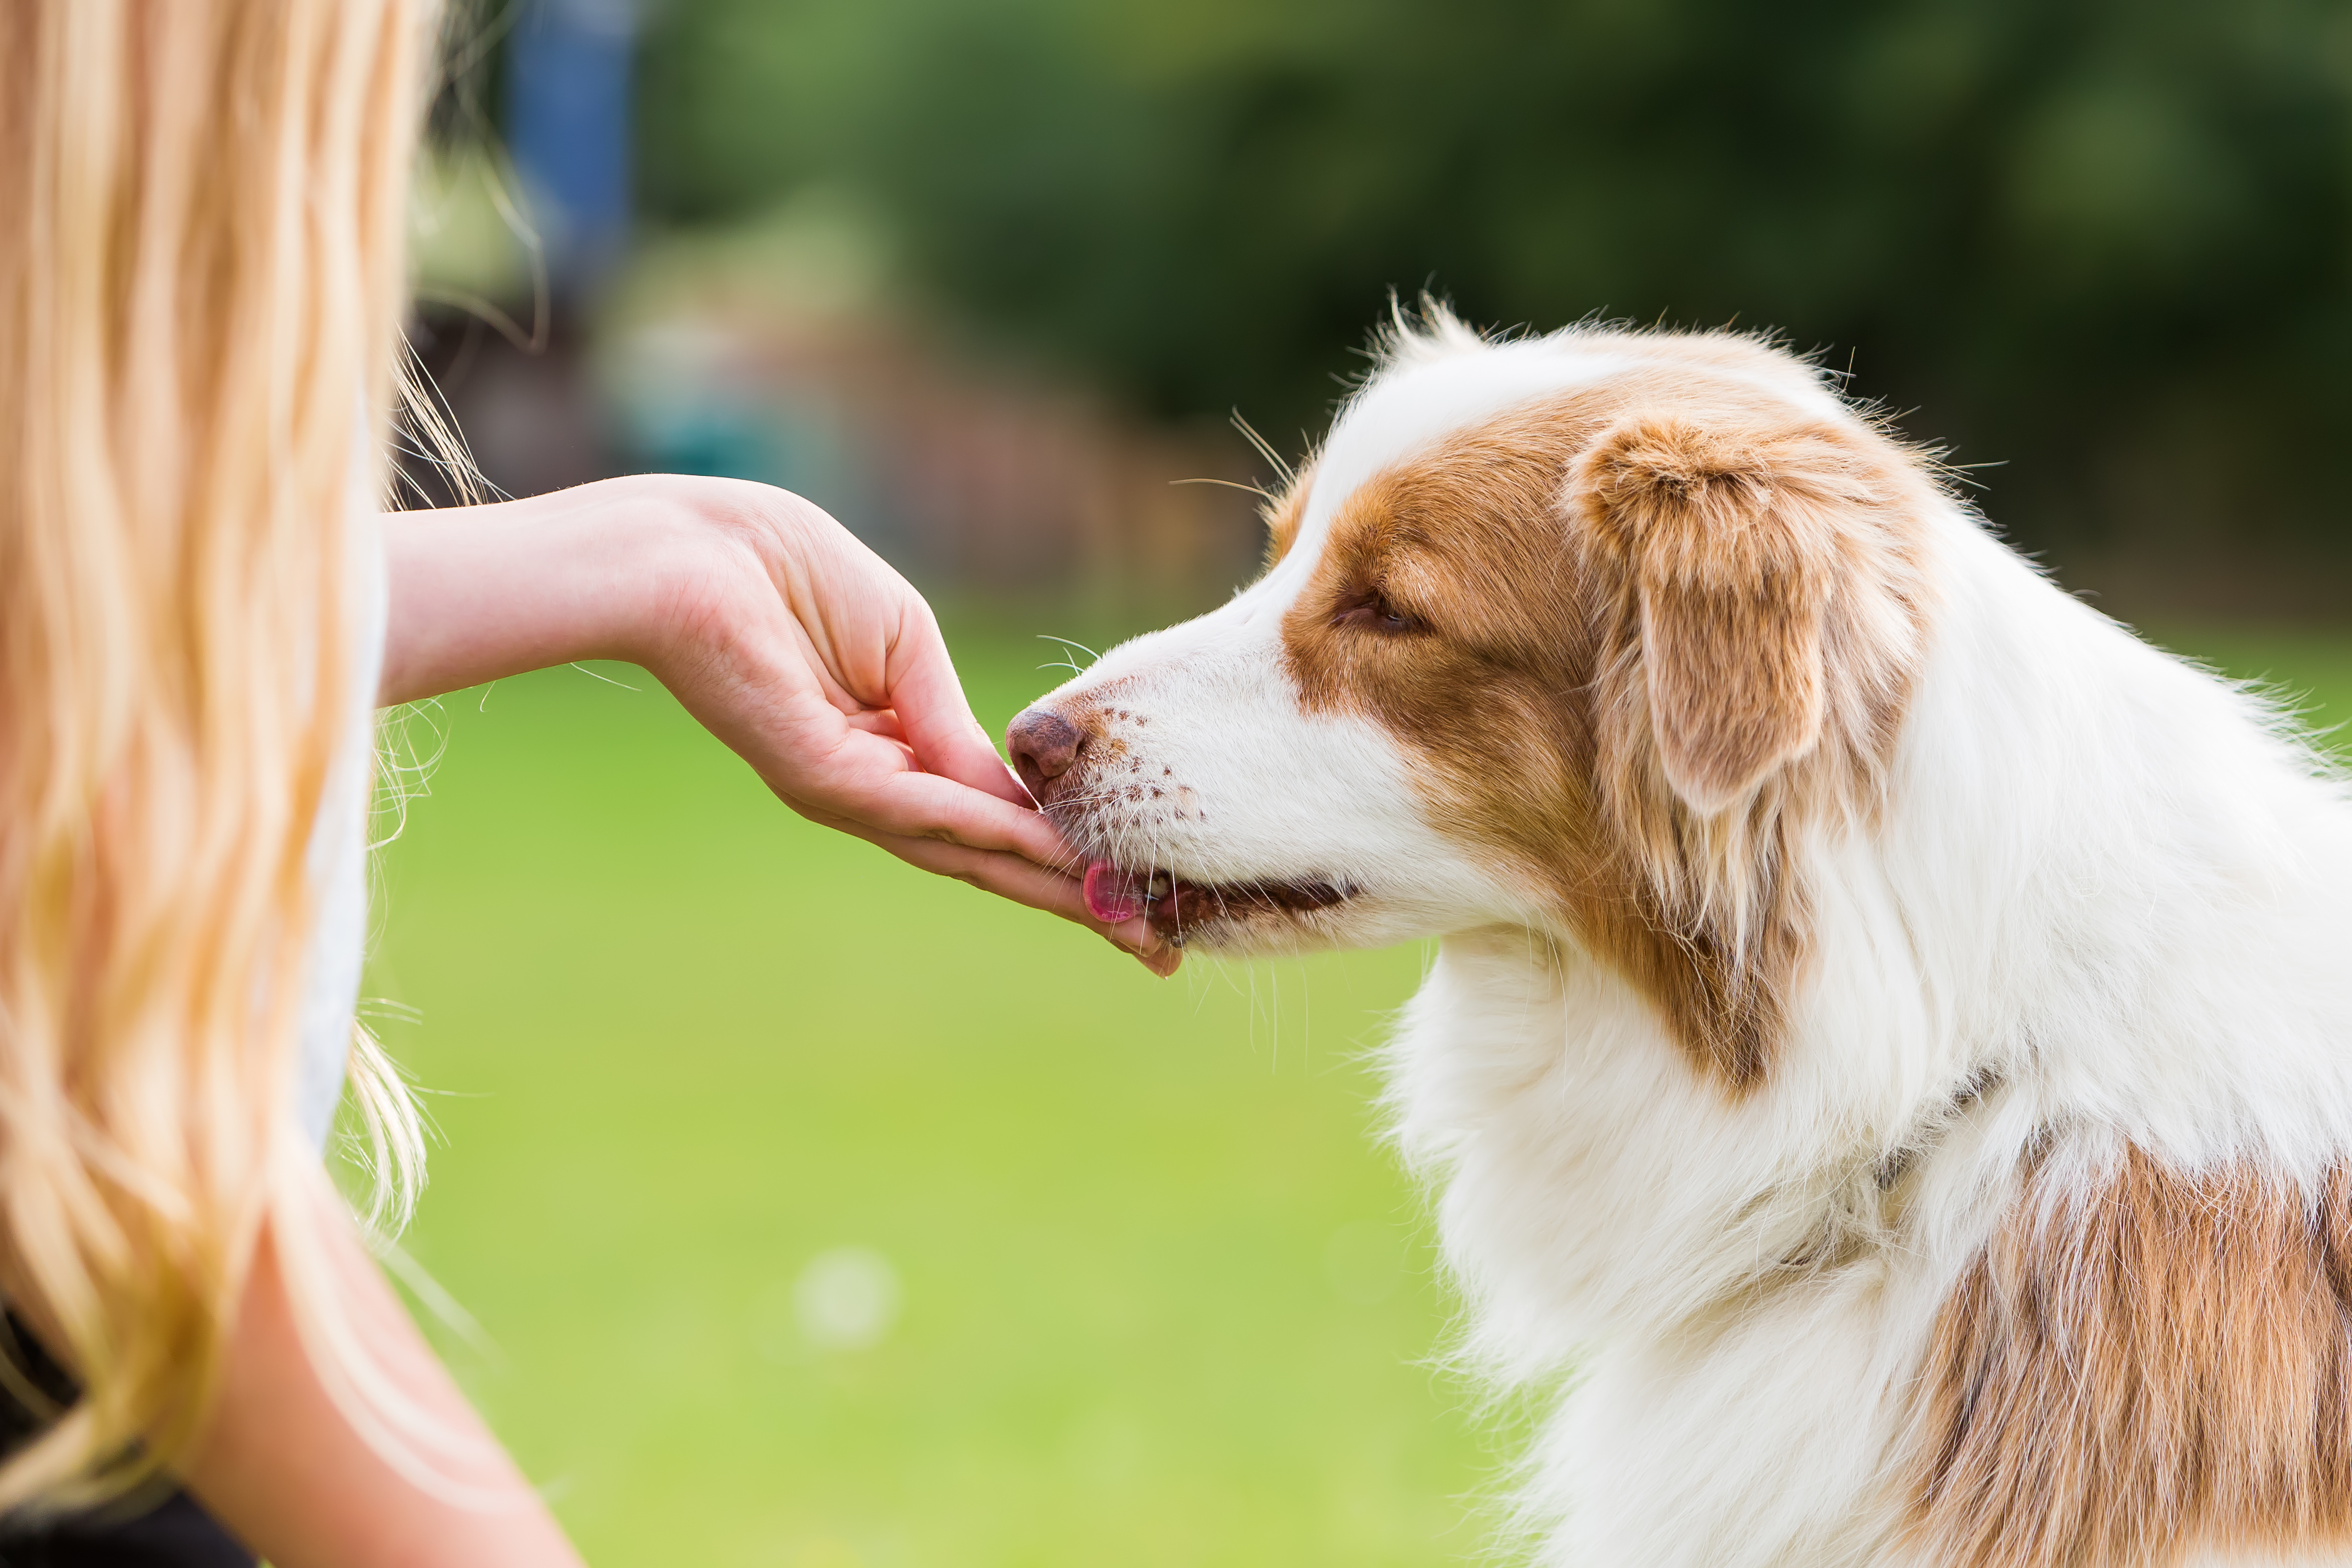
[
  {"xmin": 363, "ymin": 617, "xmax": 1483, "ymax": 1568},
  {"xmin": 362, "ymin": 614, "xmax": 2351, "ymax": 1568}
]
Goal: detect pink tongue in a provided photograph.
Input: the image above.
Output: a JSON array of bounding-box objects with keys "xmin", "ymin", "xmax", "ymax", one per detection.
[{"xmin": 1083, "ymin": 860, "xmax": 1145, "ymax": 923}]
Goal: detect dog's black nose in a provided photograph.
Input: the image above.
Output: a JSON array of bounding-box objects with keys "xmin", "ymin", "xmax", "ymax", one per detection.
[{"xmin": 1007, "ymin": 707, "xmax": 1085, "ymax": 802}]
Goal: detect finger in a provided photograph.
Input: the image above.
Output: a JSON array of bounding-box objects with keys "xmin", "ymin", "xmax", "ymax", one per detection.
[
  {"xmin": 844, "ymin": 708, "xmax": 908, "ymax": 743},
  {"xmin": 826, "ymin": 721, "xmax": 917, "ymax": 773},
  {"xmin": 846, "ymin": 829, "xmax": 1102, "ymax": 927},
  {"xmin": 884, "ymin": 607, "xmax": 1034, "ymax": 808},
  {"xmin": 744, "ymin": 716, "xmax": 1076, "ymax": 864},
  {"xmin": 797, "ymin": 809, "xmax": 1169, "ymax": 959},
  {"xmin": 801, "ymin": 751, "xmax": 1081, "ymax": 867},
  {"xmin": 1114, "ymin": 931, "xmax": 1183, "ymax": 978}
]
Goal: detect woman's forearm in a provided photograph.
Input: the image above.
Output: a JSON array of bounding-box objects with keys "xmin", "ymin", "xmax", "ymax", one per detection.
[
  {"xmin": 178, "ymin": 1186, "xmax": 584, "ymax": 1568},
  {"xmin": 378, "ymin": 477, "xmax": 699, "ymax": 707}
]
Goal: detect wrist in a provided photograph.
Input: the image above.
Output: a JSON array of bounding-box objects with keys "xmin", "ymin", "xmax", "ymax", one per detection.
[
  {"xmin": 617, "ymin": 475, "xmax": 802, "ymax": 689},
  {"xmin": 380, "ymin": 476, "xmax": 739, "ymax": 705},
  {"xmin": 581, "ymin": 474, "xmax": 727, "ymax": 669}
]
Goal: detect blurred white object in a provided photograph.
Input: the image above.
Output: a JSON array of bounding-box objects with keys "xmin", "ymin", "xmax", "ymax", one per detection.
[{"xmin": 793, "ymin": 1247, "xmax": 901, "ymax": 1352}]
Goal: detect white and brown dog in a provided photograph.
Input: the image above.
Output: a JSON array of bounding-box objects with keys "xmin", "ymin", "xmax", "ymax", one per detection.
[{"xmin": 1006, "ymin": 309, "xmax": 2352, "ymax": 1568}]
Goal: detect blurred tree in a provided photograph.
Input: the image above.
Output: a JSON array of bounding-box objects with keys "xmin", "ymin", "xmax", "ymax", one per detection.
[{"xmin": 637, "ymin": 0, "xmax": 2352, "ymax": 563}]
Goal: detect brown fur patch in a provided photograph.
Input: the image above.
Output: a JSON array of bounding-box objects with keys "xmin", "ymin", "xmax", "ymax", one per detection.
[
  {"xmin": 1261, "ymin": 462, "xmax": 1313, "ymax": 569},
  {"xmin": 1279, "ymin": 343, "xmax": 1932, "ymax": 1088},
  {"xmin": 1581, "ymin": 414, "xmax": 1850, "ymax": 812},
  {"xmin": 1908, "ymin": 1150, "xmax": 2352, "ymax": 1568}
]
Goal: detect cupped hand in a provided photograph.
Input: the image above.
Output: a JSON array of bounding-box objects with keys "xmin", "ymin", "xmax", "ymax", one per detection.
[{"xmin": 641, "ymin": 478, "xmax": 1178, "ymax": 975}]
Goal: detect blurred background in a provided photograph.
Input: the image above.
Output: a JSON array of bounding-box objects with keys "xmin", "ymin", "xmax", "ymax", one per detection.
[
  {"xmin": 411, "ymin": 0, "xmax": 2352, "ymax": 617},
  {"xmin": 372, "ymin": 1, "xmax": 2352, "ymax": 1563}
]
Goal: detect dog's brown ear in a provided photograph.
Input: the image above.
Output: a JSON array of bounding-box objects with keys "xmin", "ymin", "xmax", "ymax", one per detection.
[
  {"xmin": 1575, "ymin": 412, "xmax": 1875, "ymax": 815},
  {"xmin": 1565, "ymin": 403, "xmax": 1924, "ymax": 1089}
]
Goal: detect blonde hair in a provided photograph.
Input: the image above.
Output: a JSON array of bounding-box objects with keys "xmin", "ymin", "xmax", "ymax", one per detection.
[{"xmin": 0, "ymin": 0, "xmax": 440, "ymax": 1510}]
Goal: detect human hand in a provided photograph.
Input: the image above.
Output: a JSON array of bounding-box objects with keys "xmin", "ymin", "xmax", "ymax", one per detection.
[
  {"xmin": 644, "ymin": 478, "xmax": 1179, "ymax": 972},
  {"xmin": 379, "ymin": 475, "xmax": 1178, "ymax": 974}
]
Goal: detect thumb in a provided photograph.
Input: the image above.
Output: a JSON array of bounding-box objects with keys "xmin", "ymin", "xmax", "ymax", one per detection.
[{"xmin": 887, "ymin": 607, "xmax": 1034, "ymax": 808}]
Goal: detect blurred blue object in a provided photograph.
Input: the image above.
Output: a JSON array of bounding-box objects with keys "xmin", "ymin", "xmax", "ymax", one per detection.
[
  {"xmin": 507, "ymin": 0, "xmax": 637, "ymax": 292},
  {"xmin": 622, "ymin": 397, "xmax": 784, "ymax": 488}
]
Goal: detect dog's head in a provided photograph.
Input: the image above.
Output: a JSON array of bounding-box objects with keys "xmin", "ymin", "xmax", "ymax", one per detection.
[{"xmin": 1011, "ymin": 313, "xmax": 1939, "ymax": 1087}]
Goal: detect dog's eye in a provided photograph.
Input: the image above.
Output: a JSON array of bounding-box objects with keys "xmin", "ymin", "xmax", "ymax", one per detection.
[{"xmin": 1336, "ymin": 589, "xmax": 1421, "ymax": 635}]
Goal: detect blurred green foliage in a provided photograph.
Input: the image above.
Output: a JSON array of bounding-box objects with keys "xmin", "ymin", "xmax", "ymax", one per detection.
[{"xmin": 635, "ymin": 0, "xmax": 2352, "ymax": 556}]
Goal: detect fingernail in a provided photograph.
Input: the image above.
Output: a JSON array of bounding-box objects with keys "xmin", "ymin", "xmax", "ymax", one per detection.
[{"xmin": 1132, "ymin": 947, "xmax": 1181, "ymax": 978}]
